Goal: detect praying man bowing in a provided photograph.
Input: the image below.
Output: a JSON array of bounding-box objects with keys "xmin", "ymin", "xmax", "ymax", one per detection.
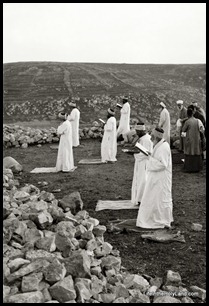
[
  {"xmin": 136, "ymin": 127, "xmax": 173, "ymax": 229},
  {"xmin": 101, "ymin": 108, "xmax": 117, "ymax": 163},
  {"xmin": 131, "ymin": 123, "xmax": 153, "ymax": 206}
]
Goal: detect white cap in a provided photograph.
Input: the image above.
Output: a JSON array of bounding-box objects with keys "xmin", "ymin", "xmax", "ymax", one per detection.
[
  {"xmin": 135, "ymin": 124, "xmax": 146, "ymax": 131},
  {"xmin": 176, "ymin": 100, "xmax": 183, "ymax": 105},
  {"xmin": 160, "ymin": 102, "xmax": 166, "ymax": 108}
]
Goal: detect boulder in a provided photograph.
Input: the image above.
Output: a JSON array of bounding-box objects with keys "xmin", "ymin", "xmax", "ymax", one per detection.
[
  {"xmin": 49, "ymin": 275, "xmax": 76, "ymax": 303},
  {"xmin": 59, "ymin": 192, "xmax": 83, "ymax": 214},
  {"xmin": 3, "ymin": 156, "xmax": 23, "ymax": 173},
  {"xmin": 5, "ymin": 291, "xmax": 44, "ymax": 303}
]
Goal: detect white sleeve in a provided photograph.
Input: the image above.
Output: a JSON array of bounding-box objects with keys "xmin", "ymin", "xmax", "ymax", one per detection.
[
  {"xmin": 147, "ymin": 144, "xmax": 170, "ymax": 172},
  {"xmin": 68, "ymin": 110, "xmax": 76, "ymax": 121}
]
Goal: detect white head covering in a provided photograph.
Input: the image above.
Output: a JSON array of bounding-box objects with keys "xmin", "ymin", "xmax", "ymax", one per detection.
[
  {"xmin": 160, "ymin": 102, "xmax": 166, "ymax": 108},
  {"xmin": 135, "ymin": 123, "xmax": 146, "ymax": 131},
  {"xmin": 69, "ymin": 101, "xmax": 76, "ymax": 107},
  {"xmin": 58, "ymin": 112, "xmax": 68, "ymax": 120},
  {"xmin": 176, "ymin": 100, "xmax": 183, "ymax": 105},
  {"xmin": 152, "ymin": 127, "xmax": 164, "ymax": 139},
  {"xmin": 108, "ymin": 108, "xmax": 115, "ymax": 116}
]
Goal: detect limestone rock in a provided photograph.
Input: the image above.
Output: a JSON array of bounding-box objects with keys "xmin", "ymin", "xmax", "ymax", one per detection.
[
  {"xmin": 7, "ymin": 259, "xmax": 50, "ymax": 283},
  {"xmin": 3, "ymin": 156, "xmax": 23, "ymax": 173},
  {"xmin": 123, "ymin": 274, "xmax": 150, "ymax": 292},
  {"xmin": 191, "ymin": 223, "xmax": 203, "ymax": 231},
  {"xmin": 101, "ymin": 255, "xmax": 121, "ymax": 272},
  {"xmin": 7, "ymin": 258, "xmax": 31, "ymax": 273},
  {"xmin": 49, "ymin": 275, "xmax": 77, "ymax": 303},
  {"xmin": 35, "ymin": 235, "xmax": 56, "ymax": 252},
  {"xmin": 153, "ymin": 296, "xmax": 181, "ymax": 303},
  {"xmin": 59, "ymin": 192, "xmax": 83, "ymax": 214},
  {"xmin": 74, "ymin": 278, "xmax": 92, "ymax": 302},
  {"xmin": 93, "ymin": 225, "xmax": 107, "ymax": 237},
  {"xmin": 44, "ymin": 258, "xmax": 67, "ymax": 284},
  {"xmin": 5, "ymin": 291, "xmax": 44, "ymax": 303},
  {"xmin": 61, "ymin": 250, "xmax": 91, "ymax": 279},
  {"xmin": 165, "ymin": 270, "xmax": 182, "ymax": 286},
  {"xmin": 21, "ymin": 271, "xmax": 43, "ymax": 292},
  {"xmin": 189, "ymin": 285, "xmax": 206, "ymax": 301}
]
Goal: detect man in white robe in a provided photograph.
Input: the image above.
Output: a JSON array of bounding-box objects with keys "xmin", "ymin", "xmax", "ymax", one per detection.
[
  {"xmin": 67, "ymin": 102, "xmax": 80, "ymax": 147},
  {"xmin": 101, "ymin": 108, "xmax": 117, "ymax": 163},
  {"xmin": 131, "ymin": 124, "xmax": 153, "ymax": 206},
  {"xmin": 117, "ymin": 98, "xmax": 131, "ymax": 138},
  {"xmin": 136, "ymin": 127, "xmax": 173, "ymax": 229},
  {"xmin": 56, "ymin": 112, "xmax": 75, "ymax": 172},
  {"xmin": 158, "ymin": 102, "xmax": 170, "ymax": 145}
]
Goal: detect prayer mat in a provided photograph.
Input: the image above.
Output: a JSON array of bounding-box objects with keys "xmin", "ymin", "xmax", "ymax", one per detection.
[
  {"xmin": 106, "ymin": 219, "xmax": 153, "ymax": 233},
  {"xmin": 78, "ymin": 159, "xmax": 103, "ymax": 165},
  {"xmin": 50, "ymin": 145, "xmax": 59, "ymax": 150},
  {"xmin": 106, "ymin": 219, "xmax": 186, "ymax": 243},
  {"xmin": 30, "ymin": 166, "xmax": 77, "ymax": 173},
  {"xmin": 95, "ymin": 200, "xmax": 139, "ymax": 211},
  {"xmin": 30, "ymin": 167, "xmax": 57, "ymax": 173}
]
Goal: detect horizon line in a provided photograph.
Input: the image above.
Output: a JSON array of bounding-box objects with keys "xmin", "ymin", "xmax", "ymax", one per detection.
[{"xmin": 3, "ymin": 60, "xmax": 206, "ymax": 65}]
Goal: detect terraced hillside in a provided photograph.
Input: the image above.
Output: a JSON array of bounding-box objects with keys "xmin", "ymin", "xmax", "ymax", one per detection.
[{"xmin": 3, "ymin": 62, "xmax": 206, "ymax": 126}]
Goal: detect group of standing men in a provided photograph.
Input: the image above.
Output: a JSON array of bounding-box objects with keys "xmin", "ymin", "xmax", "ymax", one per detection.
[
  {"xmin": 55, "ymin": 96, "xmax": 205, "ymax": 229},
  {"xmin": 100, "ymin": 97, "xmax": 173, "ymax": 229}
]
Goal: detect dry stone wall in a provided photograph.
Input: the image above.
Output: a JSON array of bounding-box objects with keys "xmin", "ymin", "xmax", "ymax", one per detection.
[{"xmin": 3, "ymin": 122, "xmax": 104, "ymax": 149}]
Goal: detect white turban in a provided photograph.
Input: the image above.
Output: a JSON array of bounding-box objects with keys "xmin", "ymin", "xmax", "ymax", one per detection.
[
  {"xmin": 108, "ymin": 108, "xmax": 115, "ymax": 116},
  {"xmin": 152, "ymin": 128, "xmax": 164, "ymax": 139},
  {"xmin": 135, "ymin": 124, "xmax": 146, "ymax": 131},
  {"xmin": 69, "ymin": 102, "xmax": 76, "ymax": 107},
  {"xmin": 58, "ymin": 112, "xmax": 67, "ymax": 120},
  {"xmin": 176, "ymin": 100, "xmax": 183, "ymax": 105}
]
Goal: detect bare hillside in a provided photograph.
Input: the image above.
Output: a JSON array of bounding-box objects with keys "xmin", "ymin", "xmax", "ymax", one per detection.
[{"xmin": 3, "ymin": 62, "xmax": 206, "ymax": 125}]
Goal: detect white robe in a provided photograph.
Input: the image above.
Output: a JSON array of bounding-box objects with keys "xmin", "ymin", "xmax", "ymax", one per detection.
[
  {"xmin": 159, "ymin": 108, "xmax": 170, "ymax": 144},
  {"xmin": 67, "ymin": 108, "xmax": 80, "ymax": 147},
  {"xmin": 117, "ymin": 102, "xmax": 130, "ymax": 136},
  {"xmin": 136, "ymin": 139, "xmax": 173, "ymax": 229},
  {"xmin": 56, "ymin": 120, "xmax": 74, "ymax": 172},
  {"xmin": 131, "ymin": 134, "xmax": 153, "ymax": 205},
  {"xmin": 101, "ymin": 116, "xmax": 117, "ymax": 162}
]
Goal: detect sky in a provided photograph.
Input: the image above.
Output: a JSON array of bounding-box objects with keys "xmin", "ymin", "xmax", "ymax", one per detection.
[{"xmin": 3, "ymin": 3, "xmax": 206, "ymax": 64}]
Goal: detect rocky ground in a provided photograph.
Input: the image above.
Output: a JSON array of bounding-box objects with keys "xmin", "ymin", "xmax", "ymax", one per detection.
[{"xmin": 3, "ymin": 135, "xmax": 206, "ymax": 303}]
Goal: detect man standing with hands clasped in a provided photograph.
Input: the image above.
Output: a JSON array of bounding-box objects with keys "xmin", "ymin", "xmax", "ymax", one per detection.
[
  {"xmin": 101, "ymin": 108, "xmax": 117, "ymax": 163},
  {"xmin": 131, "ymin": 123, "xmax": 153, "ymax": 206},
  {"xmin": 136, "ymin": 126, "xmax": 173, "ymax": 229},
  {"xmin": 116, "ymin": 97, "xmax": 131, "ymax": 139},
  {"xmin": 67, "ymin": 101, "xmax": 80, "ymax": 147},
  {"xmin": 56, "ymin": 112, "xmax": 75, "ymax": 172},
  {"xmin": 158, "ymin": 102, "xmax": 170, "ymax": 145}
]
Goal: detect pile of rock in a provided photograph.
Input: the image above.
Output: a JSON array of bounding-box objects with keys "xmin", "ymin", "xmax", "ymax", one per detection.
[{"xmin": 3, "ymin": 167, "xmax": 206, "ymax": 303}]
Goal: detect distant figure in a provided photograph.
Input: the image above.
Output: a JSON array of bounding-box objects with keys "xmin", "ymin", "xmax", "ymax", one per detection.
[
  {"xmin": 191, "ymin": 102, "xmax": 206, "ymax": 130},
  {"xmin": 158, "ymin": 102, "xmax": 170, "ymax": 145},
  {"xmin": 116, "ymin": 97, "xmax": 131, "ymax": 138},
  {"xmin": 67, "ymin": 102, "xmax": 80, "ymax": 147},
  {"xmin": 181, "ymin": 107, "xmax": 204, "ymax": 173},
  {"xmin": 136, "ymin": 127, "xmax": 173, "ymax": 229},
  {"xmin": 101, "ymin": 108, "xmax": 117, "ymax": 163},
  {"xmin": 192, "ymin": 101, "xmax": 206, "ymax": 123},
  {"xmin": 176, "ymin": 100, "xmax": 188, "ymax": 152},
  {"xmin": 56, "ymin": 112, "xmax": 75, "ymax": 172},
  {"xmin": 131, "ymin": 123, "xmax": 153, "ymax": 206}
]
